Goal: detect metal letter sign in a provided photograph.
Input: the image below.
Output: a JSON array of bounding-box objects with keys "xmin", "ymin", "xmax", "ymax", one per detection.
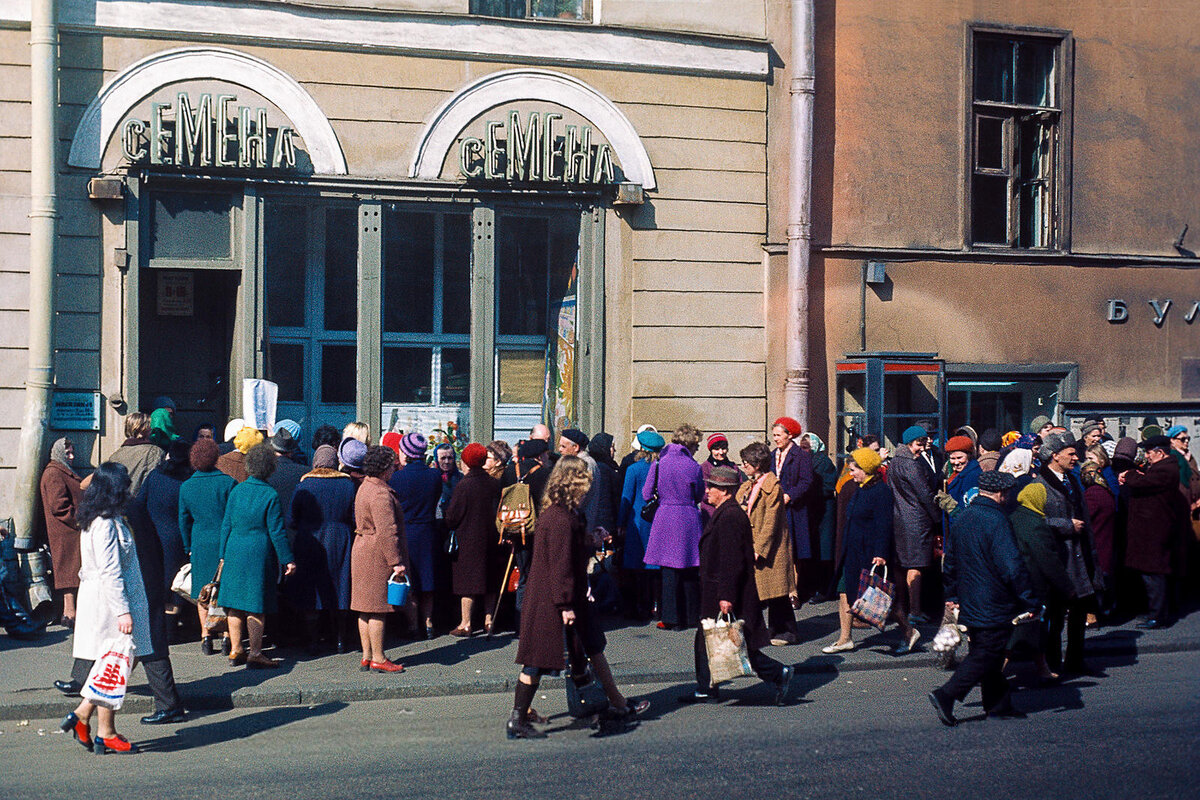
[
  {"xmin": 1106, "ymin": 300, "xmax": 1129, "ymax": 323},
  {"xmin": 121, "ymin": 92, "xmax": 297, "ymax": 170},
  {"xmin": 457, "ymin": 110, "xmax": 617, "ymax": 185}
]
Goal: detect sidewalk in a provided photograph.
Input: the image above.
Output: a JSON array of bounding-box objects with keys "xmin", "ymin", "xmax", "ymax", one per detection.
[{"xmin": 2, "ymin": 602, "xmax": 1197, "ymax": 721}]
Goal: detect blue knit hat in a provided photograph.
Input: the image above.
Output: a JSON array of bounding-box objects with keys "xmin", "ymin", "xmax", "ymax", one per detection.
[
  {"xmin": 901, "ymin": 425, "xmax": 927, "ymax": 445},
  {"xmin": 1166, "ymin": 425, "xmax": 1188, "ymax": 439}
]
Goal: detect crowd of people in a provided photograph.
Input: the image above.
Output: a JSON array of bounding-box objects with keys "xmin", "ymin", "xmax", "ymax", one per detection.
[{"xmin": 25, "ymin": 397, "xmax": 1199, "ymax": 746}]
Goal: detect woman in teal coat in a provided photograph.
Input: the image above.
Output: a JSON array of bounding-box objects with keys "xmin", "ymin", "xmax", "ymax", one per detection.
[
  {"xmin": 218, "ymin": 443, "xmax": 296, "ymax": 669},
  {"xmin": 178, "ymin": 438, "xmax": 237, "ymax": 655}
]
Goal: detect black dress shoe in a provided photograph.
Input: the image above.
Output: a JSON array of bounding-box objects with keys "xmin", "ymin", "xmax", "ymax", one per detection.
[
  {"xmin": 928, "ymin": 689, "xmax": 957, "ymax": 727},
  {"xmin": 140, "ymin": 708, "xmax": 188, "ymax": 725},
  {"xmin": 1135, "ymin": 618, "xmax": 1164, "ymax": 629},
  {"xmin": 678, "ymin": 690, "xmax": 719, "ymax": 705},
  {"xmin": 774, "ymin": 665, "xmax": 794, "ymax": 706},
  {"xmin": 54, "ymin": 680, "xmax": 82, "ymax": 697}
]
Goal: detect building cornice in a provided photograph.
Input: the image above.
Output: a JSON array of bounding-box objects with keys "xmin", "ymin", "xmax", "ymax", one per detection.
[{"xmin": 1, "ymin": 0, "xmax": 771, "ymax": 79}]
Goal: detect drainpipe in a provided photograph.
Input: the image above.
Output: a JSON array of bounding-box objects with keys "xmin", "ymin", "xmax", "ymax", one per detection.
[
  {"xmin": 784, "ymin": 0, "xmax": 815, "ymax": 429},
  {"xmin": 13, "ymin": 0, "xmax": 58, "ymax": 547}
]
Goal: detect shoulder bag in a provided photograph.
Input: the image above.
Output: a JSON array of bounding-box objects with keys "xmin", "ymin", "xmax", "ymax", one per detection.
[{"xmin": 639, "ymin": 462, "xmax": 660, "ymax": 523}]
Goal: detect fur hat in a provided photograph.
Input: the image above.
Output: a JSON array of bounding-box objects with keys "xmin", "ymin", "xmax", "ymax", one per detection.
[
  {"xmin": 234, "ymin": 427, "xmax": 264, "ymax": 454},
  {"xmin": 977, "ymin": 469, "xmax": 1016, "ymax": 493}
]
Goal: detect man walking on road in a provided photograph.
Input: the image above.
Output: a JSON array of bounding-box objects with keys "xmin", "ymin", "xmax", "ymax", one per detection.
[{"xmin": 929, "ymin": 469, "xmax": 1038, "ymax": 726}]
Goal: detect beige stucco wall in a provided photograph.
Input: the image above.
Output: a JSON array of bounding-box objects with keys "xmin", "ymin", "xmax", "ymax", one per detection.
[{"xmin": 0, "ymin": 19, "xmax": 770, "ymax": 512}]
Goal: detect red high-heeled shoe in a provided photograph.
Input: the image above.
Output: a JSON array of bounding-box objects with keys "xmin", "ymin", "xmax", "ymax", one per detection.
[
  {"xmin": 369, "ymin": 659, "xmax": 404, "ymax": 673},
  {"xmin": 93, "ymin": 733, "xmax": 137, "ymax": 754},
  {"xmin": 59, "ymin": 712, "xmax": 92, "ymax": 751}
]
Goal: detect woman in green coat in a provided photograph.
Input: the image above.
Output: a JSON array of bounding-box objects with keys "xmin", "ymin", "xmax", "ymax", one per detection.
[
  {"xmin": 178, "ymin": 438, "xmax": 237, "ymax": 655},
  {"xmin": 218, "ymin": 444, "xmax": 296, "ymax": 669}
]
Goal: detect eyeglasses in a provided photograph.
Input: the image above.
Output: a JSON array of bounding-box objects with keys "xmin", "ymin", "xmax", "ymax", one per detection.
[{"xmin": 1174, "ymin": 436, "xmax": 1191, "ymax": 442}]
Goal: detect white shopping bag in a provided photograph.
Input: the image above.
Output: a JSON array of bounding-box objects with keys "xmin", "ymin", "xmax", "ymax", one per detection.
[
  {"xmin": 243, "ymin": 379, "xmax": 278, "ymax": 434},
  {"xmin": 81, "ymin": 635, "xmax": 135, "ymax": 710}
]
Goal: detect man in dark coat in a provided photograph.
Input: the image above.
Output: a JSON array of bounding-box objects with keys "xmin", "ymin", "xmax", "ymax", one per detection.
[
  {"xmin": 267, "ymin": 429, "xmax": 308, "ymax": 529},
  {"xmin": 681, "ymin": 466, "xmax": 792, "ymax": 705},
  {"xmin": 1119, "ymin": 435, "xmax": 1188, "ymax": 627},
  {"xmin": 930, "ymin": 469, "xmax": 1038, "ymax": 726}
]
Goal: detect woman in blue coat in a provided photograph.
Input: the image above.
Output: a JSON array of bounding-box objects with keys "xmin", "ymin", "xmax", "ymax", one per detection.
[
  {"xmin": 218, "ymin": 444, "xmax": 296, "ymax": 668},
  {"xmin": 822, "ymin": 447, "xmax": 918, "ymax": 654},
  {"xmin": 178, "ymin": 438, "xmax": 236, "ymax": 654},
  {"xmin": 770, "ymin": 417, "xmax": 815, "ymax": 593},
  {"xmin": 289, "ymin": 443, "xmax": 357, "ymax": 652},
  {"xmin": 617, "ymin": 430, "xmax": 664, "ymax": 619},
  {"xmin": 139, "ymin": 439, "xmax": 192, "ymax": 604},
  {"xmin": 388, "ymin": 433, "xmax": 443, "ymax": 640}
]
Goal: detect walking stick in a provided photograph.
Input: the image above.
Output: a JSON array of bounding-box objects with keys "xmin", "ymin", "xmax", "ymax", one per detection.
[{"xmin": 491, "ymin": 544, "xmax": 516, "ymax": 630}]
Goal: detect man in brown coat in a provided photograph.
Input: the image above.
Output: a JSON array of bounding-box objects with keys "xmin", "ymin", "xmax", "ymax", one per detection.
[
  {"xmin": 681, "ymin": 466, "xmax": 793, "ymax": 705},
  {"xmin": 1119, "ymin": 436, "xmax": 1188, "ymax": 628}
]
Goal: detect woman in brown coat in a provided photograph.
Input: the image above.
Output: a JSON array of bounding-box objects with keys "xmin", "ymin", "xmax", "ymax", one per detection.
[
  {"xmin": 40, "ymin": 437, "xmax": 84, "ymax": 626},
  {"xmin": 351, "ymin": 446, "xmax": 409, "ymax": 673},
  {"xmin": 506, "ymin": 456, "xmax": 648, "ymax": 739},
  {"xmin": 737, "ymin": 442, "xmax": 797, "ymax": 645},
  {"xmin": 445, "ymin": 443, "xmax": 502, "ymax": 636}
]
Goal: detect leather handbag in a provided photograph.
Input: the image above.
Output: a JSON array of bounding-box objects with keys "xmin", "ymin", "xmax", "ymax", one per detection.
[
  {"xmin": 170, "ymin": 562, "xmax": 194, "ymax": 604},
  {"xmin": 563, "ymin": 627, "xmax": 609, "ymax": 718},
  {"xmin": 198, "ymin": 559, "xmax": 227, "ymax": 631},
  {"xmin": 639, "ymin": 462, "xmax": 660, "ymax": 522}
]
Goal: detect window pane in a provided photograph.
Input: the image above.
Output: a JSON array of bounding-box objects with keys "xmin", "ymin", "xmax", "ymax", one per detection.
[
  {"xmin": 1016, "ymin": 41, "xmax": 1056, "ymax": 107},
  {"xmin": 264, "ymin": 204, "xmax": 306, "ymax": 328},
  {"xmin": 152, "ymin": 192, "xmax": 232, "ymax": 260},
  {"xmin": 975, "ymin": 116, "xmax": 1006, "ymax": 171},
  {"xmin": 498, "ymin": 349, "xmax": 546, "ymax": 404},
  {"xmin": 532, "ymin": 0, "xmax": 586, "ymax": 19},
  {"xmin": 470, "ymin": 0, "xmax": 524, "ymax": 17},
  {"xmin": 974, "ymin": 38, "xmax": 1013, "ymax": 103},
  {"xmin": 443, "ymin": 214, "xmax": 472, "ymax": 335},
  {"xmin": 324, "ymin": 208, "xmax": 358, "ymax": 332},
  {"xmin": 497, "ymin": 214, "xmax": 579, "ymax": 336},
  {"xmin": 498, "ymin": 217, "xmax": 549, "ymax": 335},
  {"xmin": 442, "ymin": 347, "xmax": 471, "ymax": 404},
  {"xmin": 972, "ymin": 174, "xmax": 1009, "ymax": 244},
  {"xmin": 321, "ymin": 344, "xmax": 356, "ymax": 404},
  {"xmin": 382, "ymin": 210, "xmax": 435, "ymax": 333},
  {"xmin": 383, "ymin": 346, "xmax": 433, "ymax": 403},
  {"xmin": 269, "ymin": 343, "xmax": 305, "ymax": 402}
]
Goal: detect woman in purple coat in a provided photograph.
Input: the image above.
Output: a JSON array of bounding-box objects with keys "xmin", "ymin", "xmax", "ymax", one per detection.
[{"xmin": 642, "ymin": 424, "xmax": 705, "ymax": 630}]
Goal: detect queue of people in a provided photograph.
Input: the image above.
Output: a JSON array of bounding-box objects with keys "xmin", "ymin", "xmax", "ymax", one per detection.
[{"xmin": 27, "ymin": 400, "xmax": 1199, "ymax": 746}]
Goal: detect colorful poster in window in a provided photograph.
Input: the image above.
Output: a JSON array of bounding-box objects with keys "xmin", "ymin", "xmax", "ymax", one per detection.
[{"xmin": 546, "ymin": 271, "xmax": 577, "ymax": 431}]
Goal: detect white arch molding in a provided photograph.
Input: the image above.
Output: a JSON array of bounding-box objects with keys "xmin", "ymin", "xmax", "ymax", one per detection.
[
  {"xmin": 67, "ymin": 47, "xmax": 348, "ymax": 175},
  {"xmin": 409, "ymin": 69, "xmax": 656, "ymax": 190}
]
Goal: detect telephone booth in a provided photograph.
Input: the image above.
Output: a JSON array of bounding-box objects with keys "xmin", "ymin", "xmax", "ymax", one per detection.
[{"xmin": 835, "ymin": 352, "xmax": 947, "ymax": 458}]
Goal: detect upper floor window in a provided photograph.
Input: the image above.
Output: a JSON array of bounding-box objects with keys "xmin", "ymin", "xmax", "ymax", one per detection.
[
  {"xmin": 970, "ymin": 32, "xmax": 1066, "ymax": 249},
  {"xmin": 470, "ymin": 0, "xmax": 591, "ymax": 22}
]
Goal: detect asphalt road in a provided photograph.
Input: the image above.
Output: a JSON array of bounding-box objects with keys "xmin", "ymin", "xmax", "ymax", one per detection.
[{"xmin": 2, "ymin": 651, "xmax": 1196, "ymax": 800}]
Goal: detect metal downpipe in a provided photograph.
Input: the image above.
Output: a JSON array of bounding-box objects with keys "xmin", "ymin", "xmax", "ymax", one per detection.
[
  {"xmin": 13, "ymin": 0, "xmax": 58, "ymax": 547},
  {"xmin": 784, "ymin": 0, "xmax": 815, "ymax": 429}
]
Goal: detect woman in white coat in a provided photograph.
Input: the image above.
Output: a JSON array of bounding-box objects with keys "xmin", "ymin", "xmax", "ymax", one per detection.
[{"xmin": 60, "ymin": 462, "xmax": 154, "ymax": 755}]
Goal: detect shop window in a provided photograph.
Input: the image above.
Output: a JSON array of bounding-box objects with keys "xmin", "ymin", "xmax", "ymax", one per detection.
[
  {"xmin": 470, "ymin": 0, "xmax": 591, "ymax": 21},
  {"xmin": 264, "ymin": 200, "xmax": 359, "ymax": 427},
  {"xmin": 380, "ymin": 209, "xmax": 473, "ymax": 434},
  {"xmin": 948, "ymin": 378, "xmax": 1059, "ymax": 434},
  {"xmin": 970, "ymin": 33, "xmax": 1064, "ymax": 249},
  {"xmin": 150, "ymin": 191, "xmax": 233, "ymax": 260}
]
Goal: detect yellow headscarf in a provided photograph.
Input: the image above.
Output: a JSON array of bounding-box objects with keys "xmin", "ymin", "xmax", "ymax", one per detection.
[
  {"xmin": 1017, "ymin": 482, "xmax": 1046, "ymax": 516},
  {"xmin": 233, "ymin": 426, "xmax": 264, "ymax": 454},
  {"xmin": 1002, "ymin": 430, "xmax": 1021, "ymax": 448},
  {"xmin": 850, "ymin": 447, "xmax": 883, "ymax": 481}
]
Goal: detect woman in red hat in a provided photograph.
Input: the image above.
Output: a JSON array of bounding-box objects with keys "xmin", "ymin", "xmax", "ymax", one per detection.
[
  {"xmin": 699, "ymin": 432, "xmax": 743, "ymax": 519},
  {"xmin": 770, "ymin": 417, "xmax": 815, "ymax": 600},
  {"xmin": 445, "ymin": 442, "xmax": 503, "ymax": 636}
]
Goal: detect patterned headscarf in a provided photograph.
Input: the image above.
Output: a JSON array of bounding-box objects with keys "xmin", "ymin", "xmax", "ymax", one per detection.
[
  {"xmin": 803, "ymin": 432, "xmax": 827, "ymax": 453},
  {"xmin": 50, "ymin": 437, "xmax": 74, "ymax": 470}
]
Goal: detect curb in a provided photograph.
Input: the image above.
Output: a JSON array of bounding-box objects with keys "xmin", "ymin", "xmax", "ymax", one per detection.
[{"xmin": 4, "ymin": 636, "xmax": 1196, "ymax": 722}]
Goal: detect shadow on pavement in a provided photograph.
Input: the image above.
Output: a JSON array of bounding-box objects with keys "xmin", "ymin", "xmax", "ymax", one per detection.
[
  {"xmin": 136, "ymin": 701, "xmax": 347, "ymax": 752},
  {"xmin": 161, "ymin": 657, "xmax": 298, "ymax": 710}
]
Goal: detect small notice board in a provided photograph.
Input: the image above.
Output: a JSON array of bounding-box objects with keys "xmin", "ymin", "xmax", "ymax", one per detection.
[{"xmin": 51, "ymin": 392, "xmax": 103, "ymax": 431}]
